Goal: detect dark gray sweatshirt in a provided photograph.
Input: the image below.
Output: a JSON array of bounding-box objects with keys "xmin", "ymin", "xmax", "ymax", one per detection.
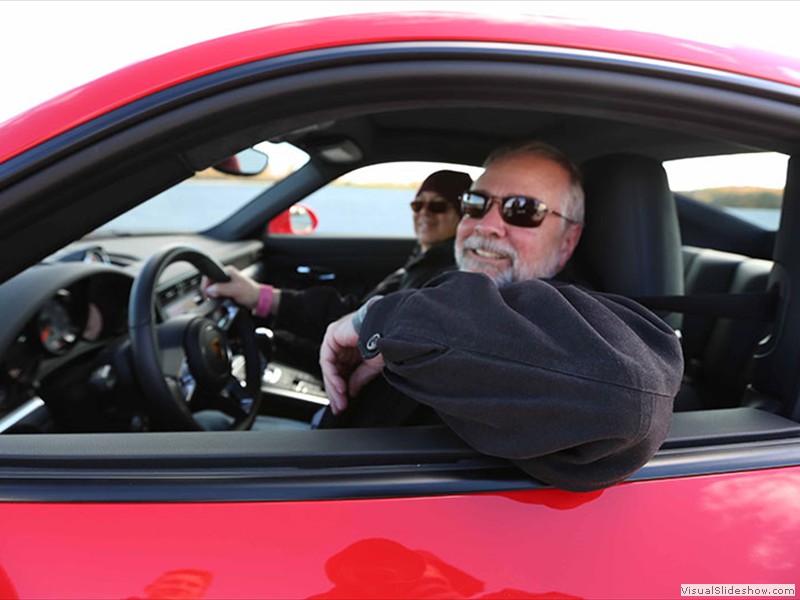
[{"xmin": 356, "ymin": 271, "xmax": 684, "ymax": 492}]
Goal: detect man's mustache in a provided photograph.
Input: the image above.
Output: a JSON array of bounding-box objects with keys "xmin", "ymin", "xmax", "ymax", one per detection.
[{"xmin": 460, "ymin": 234, "xmax": 518, "ymax": 264}]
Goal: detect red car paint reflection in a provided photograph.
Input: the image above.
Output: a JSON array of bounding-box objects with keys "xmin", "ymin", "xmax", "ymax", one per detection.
[
  {"xmin": 310, "ymin": 538, "xmax": 581, "ymax": 599},
  {"xmin": 127, "ymin": 570, "xmax": 213, "ymax": 600}
]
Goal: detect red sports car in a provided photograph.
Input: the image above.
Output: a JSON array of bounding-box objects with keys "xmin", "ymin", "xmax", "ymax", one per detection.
[{"xmin": 0, "ymin": 11, "xmax": 799, "ymax": 599}]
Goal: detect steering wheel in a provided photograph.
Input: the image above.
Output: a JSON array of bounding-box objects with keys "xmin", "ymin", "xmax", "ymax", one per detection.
[{"xmin": 128, "ymin": 245, "xmax": 262, "ymax": 430}]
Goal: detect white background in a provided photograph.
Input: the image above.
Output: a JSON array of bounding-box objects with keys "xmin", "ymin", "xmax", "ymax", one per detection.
[{"xmin": 3, "ymin": 1, "xmax": 800, "ymax": 124}]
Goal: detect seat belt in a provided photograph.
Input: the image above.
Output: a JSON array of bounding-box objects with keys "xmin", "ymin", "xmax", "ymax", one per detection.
[{"xmin": 633, "ymin": 291, "xmax": 778, "ymax": 322}]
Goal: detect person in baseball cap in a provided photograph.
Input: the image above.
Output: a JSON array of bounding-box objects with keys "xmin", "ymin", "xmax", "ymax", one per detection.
[{"xmin": 410, "ymin": 170, "xmax": 473, "ymax": 251}]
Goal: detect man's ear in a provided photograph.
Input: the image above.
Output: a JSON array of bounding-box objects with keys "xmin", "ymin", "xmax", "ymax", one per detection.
[{"xmin": 556, "ymin": 223, "xmax": 583, "ymax": 271}]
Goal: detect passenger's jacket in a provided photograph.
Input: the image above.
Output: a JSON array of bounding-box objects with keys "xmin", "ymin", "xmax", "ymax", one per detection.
[
  {"xmin": 267, "ymin": 238, "xmax": 456, "ymax": 375},
  {"xmin": 274, "ymin": 238, "xmax": 457, "ymax": 343},
  {"xmin": 352, "ymin": 270, "xmax": 684, "ymax": 492}
]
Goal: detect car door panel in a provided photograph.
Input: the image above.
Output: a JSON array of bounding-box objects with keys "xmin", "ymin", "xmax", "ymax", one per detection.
[
  {"xmin": 260, "ymin": 235, "xmax": 418, "ymax": 299},
  {"xmin": 2, "ymin": 466, "xmax": 799, "ymax": 599}
]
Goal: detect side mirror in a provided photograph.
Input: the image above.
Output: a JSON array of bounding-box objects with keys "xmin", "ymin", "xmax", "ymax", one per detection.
[
  {"xmin": 213, "ymin": 148, "xmax": 269, "ymax": 176},
  {"xmin": 268, "ymin": 205, "xmax": 319, "ymax": 236}
]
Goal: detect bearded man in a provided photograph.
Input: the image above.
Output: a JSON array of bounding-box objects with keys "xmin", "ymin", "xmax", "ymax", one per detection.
[{"xmin": 319, "ymin": 141, "xmax": 683, "ymax": 491}]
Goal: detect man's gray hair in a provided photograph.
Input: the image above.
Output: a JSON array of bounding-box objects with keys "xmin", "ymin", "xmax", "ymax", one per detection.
[{"xmin": 483, "ymin": 140, "xmax": 584, "ymax": 226}]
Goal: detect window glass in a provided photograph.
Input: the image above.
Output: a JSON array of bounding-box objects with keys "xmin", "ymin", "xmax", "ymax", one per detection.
[
  {"xmin": 663, "ymin": 152, "xmax": 788, "ymax": 230},
  {"xmin": 299, "ymin": 162, "xmax": 484, "ymax": 237},
  {"xmin": 90, "ymin": 142, "xmax": 310, "ymax": 236}
]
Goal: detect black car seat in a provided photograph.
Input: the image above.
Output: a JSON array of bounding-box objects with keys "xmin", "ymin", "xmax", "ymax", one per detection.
[{"xmin": 563, "ymin": 153, "xmax": 685, "ymax": 331}]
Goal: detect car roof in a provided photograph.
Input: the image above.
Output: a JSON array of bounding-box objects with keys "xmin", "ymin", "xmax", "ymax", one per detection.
[{"xmin": 2, "ymin": 11, "xmax": 800, "ymax": 164}]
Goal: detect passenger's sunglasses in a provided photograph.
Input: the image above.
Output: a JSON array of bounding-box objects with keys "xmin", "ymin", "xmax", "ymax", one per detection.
[
  {"xmin": 461, "ymin": 191, "xmax": 580, "ymax": 228},
  {"xmin": 410, "ymin": 199, "xmax": 452, "ymax": 214}
]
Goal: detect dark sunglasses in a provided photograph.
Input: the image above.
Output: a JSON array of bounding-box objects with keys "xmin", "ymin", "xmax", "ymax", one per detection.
[
  {"xmin": 461, "ymin": 191, "xmax": 580, "ymax": 228},
  {"xmin": 410, "ymin": 199, "xmax": 453, "ymax": 214}
]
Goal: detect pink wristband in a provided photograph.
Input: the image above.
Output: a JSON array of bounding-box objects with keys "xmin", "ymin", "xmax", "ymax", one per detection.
[{"xmin": 253, "ymin": 284, "xmax": 273, "ymax": 318}]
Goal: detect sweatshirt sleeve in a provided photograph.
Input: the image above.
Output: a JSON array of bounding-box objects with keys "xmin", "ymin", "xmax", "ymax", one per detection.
[{"xmin": 357, "ymin": 271, "xmax": 684, "ymax": 491}]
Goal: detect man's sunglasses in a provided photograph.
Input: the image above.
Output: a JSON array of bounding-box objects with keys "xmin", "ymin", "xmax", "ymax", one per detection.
[
  {"xmin": 460, "ymin": 191, "xmax": 580, "ymax": 228},
  {"xmin": 410, "ymin": 199, "xmax": 453, "ymax": 214}
]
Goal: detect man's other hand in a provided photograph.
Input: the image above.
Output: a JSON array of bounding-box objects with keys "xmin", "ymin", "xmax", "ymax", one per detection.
[{"xmin": 320, "ymin": 312, "xmax": 384, "ymax": 414}]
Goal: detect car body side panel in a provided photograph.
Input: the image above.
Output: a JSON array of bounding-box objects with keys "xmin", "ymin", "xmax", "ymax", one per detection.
[
  {"xmin": 1, "ymin": 466, "xmax": 798, "ymax": 599},
  {"xmin": 3, "ymin": 12, "xmax": 800, "ymax": 164}
]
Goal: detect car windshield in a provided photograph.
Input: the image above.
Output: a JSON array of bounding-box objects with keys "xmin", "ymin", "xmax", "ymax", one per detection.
[{"xmin": 87, "ymin": 142, "xmax": 310, "ymax": 236}]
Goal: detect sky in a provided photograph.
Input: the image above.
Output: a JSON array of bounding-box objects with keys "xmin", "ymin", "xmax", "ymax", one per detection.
[{"xmin": 2, "ymin": 0, "xmax": 799, "ymax": 189}]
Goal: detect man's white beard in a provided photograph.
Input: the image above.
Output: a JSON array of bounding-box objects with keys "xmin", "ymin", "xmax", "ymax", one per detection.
[{"xmin": 455, "ymin": 233, "xmax": 562, "ymax": 287}]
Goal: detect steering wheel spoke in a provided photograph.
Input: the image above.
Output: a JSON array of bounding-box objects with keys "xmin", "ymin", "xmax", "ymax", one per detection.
[{"xmin": 155, "ymin": 316, "xmax": 193, "ymax": 378}]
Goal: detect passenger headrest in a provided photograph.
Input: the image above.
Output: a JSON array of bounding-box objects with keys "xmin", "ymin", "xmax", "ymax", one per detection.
[{"xmin": 565, "ymin": 153, "xmax": 684, "ymax": 328}]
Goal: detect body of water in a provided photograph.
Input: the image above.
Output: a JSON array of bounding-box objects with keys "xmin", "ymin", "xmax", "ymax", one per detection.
[{"xmin": 724, "ymin": 208, "xmax": 780, "ymax": 230}]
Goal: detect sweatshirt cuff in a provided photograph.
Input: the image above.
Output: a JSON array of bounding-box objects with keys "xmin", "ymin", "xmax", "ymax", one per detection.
[{"xmin": 357, "ymin": 292, "xmax": 410, "ymax": 359}]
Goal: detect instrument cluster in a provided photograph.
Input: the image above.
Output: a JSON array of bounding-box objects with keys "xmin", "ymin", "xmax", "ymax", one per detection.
[{"xmin": 0, "ymin": 274, "xmax": 131, "ymax": 411}]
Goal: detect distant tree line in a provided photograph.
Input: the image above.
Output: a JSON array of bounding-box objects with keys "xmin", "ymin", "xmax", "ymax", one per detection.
[{"xmin": 686, "ymin": 187, "xmax": 782, "ymax": 209}]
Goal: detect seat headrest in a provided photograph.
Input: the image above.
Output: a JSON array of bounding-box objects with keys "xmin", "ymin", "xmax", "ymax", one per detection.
[{"xmin": 566, "ymin": 153, "xmax": 684, "ymax": 327}]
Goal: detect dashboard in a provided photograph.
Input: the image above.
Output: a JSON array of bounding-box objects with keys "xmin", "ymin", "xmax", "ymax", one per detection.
[
  {"xmin": 0, "ymin": 235, "xmax": 264, "ymax": 433},
  {"xmin": 158, "ymin": 272, "xmax": 205, "ymax": 319},
  {"xmin": 0, "ymin": 266, "xmax": 133, "ymax": 430}
]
